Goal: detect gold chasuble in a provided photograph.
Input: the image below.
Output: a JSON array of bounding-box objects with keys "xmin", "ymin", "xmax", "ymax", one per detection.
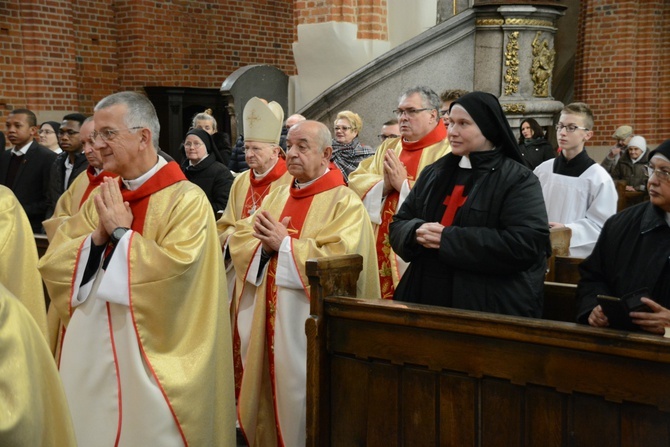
[
  {"xmin": 0, "ymin": 283, "xmax": 76, "ymax": 446},
  {"xmin": 216, "ymin": 158, "xmax": 291, "ymax": 397},
  {"xmin": 229, "ymin": 169, "xmax": 380, "ymax": 447},
  {"xmin": 38, "ymin": 161, "xmax": 235, "ymax": 446},
  {"xmin": 348, "ymin": 124, "xmax": 451, "ymax": 298},
  {"xmin": 0, "ymin": 185, "xmax": 48, "ymax": 340}
]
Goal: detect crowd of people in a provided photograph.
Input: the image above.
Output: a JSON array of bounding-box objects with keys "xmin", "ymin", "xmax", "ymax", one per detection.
[{"xmin": 1, "ymin": 86, "xmax": 669, "ymax": 446}]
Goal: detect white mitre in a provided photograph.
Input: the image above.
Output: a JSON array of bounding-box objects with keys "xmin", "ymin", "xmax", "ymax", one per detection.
[{"xmin": 243, "ymin": 97, "xmax": 284, "ymax": 144}]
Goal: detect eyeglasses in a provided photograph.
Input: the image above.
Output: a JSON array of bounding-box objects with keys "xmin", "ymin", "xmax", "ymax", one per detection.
[
  {"xmin": 334, "ymin": 126, "xmax": 352, "ymax": 132},
  {"xmin": 645, "ymin": 165, "xmax": 670, "ymax": 182},
  {"xmin": 58, "ymin": 129, "xmax": 80, "ymax": 137},
  {"xmin": 184, "ymin": 142, "xmax": 203, "ymax": 149},
  {"xmin": 91, "ymin": 126, "xmax": 144, "ymax": 143},
  {"xmin": 378, "ymin": 134, "xmax": 400, "ymax": 141},
  {"xmin": 555, "ymin": 124, "xmax": 589, "ymax": 133},
  {"xmin": 38, "ymin": 129, "xmax": 55, "ymax": 135},
  {"xmin": 393, "ymin": 108, "xmax": 432, "ymax": 118},
  {"xmin": 439, "ymin": 109, "xmax": 449, "ymax": 117}
]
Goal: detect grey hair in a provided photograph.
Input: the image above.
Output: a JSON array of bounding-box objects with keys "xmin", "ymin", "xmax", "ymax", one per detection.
[
  {"xmin": 191, "ymin": 109, "xmax": 217, "ymax": 132},
  {"xmin": 312, "ymin": 121, "xmax": 332, "ymax": 153},
  {"xmin": 94, "ymin": 91, "xmax": 160, "ymax": 148},
  {"xmin": 399, "ymin": 86, "xmax": 441, "ymax": 112}
]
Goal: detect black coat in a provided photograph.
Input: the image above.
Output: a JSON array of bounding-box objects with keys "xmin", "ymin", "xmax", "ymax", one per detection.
[
  {"xmin": 181, "ymin": 155, "xmax": 234, "ymax": 215},
  {"xmin": 519, "ymin": 137, "xmax": 555, "ymax": 170},
  {"xmin": 228, "ymin": 135, "xmax": 249, "ymax": 173},
  {"xmin": 577, "ymin": 202, "xmax": 670, "ymax": 323},
  {"xmin": 0, "ymin": 141, "xmax": 57, "ymax": 232},
  {"xmin": 390, "ymin": 149, "xmax": 550, "ymax": 317},
  {"xmin": 46, "ymin": 150, "xmax": 89, "ymax": 218}
]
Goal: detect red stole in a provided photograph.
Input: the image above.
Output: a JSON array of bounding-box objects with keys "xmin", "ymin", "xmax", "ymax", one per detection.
[
  {"xmin": 242, "ymin": 158, "xmax": 287, "ymax": 218},
  {"xmin": 120, "ymin": 162, "xmax": 186, "ymax": 232},
  {"xmin": 265, "ymin": 169, "xmax": 344, "ymax": 446},
  {"xmin": 376, "ymin": 122, "xmax": 447, "ymax": 299},
  {"xmin": 80, "ymin": 165, "xmax": 116, "ymax": 206}
]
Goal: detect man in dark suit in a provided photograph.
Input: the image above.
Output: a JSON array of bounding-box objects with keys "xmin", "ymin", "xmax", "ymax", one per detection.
[
  {"xmin": 1, "ymin": 108, "xmax": 57, "ymax": 232},
  {"xmin": 45, "ymin": 113, "xmax": 88, "ymax": 218}
]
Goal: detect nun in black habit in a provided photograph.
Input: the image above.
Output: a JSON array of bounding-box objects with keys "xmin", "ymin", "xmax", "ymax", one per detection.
[
  {"xmin": 180, "ymin": 128, "xmax": 235, "ymax": 216},
  {"xmin": 389, "ymin": 91, "xmax": 551, "ymax": 317}
]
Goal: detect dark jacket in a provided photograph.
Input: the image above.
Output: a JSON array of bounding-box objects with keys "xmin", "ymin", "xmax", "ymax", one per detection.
[
  {"xmin": 46, "ymin": 151, "xmax": 89, "ymax": 218},
  {"xmin": 519, "ymin": 137, "xmax": 555, "ymax": 170},
  {"xmin": 228, "ymin": 135, "xmax": 249, "ymax": 173},
  {"xmin": 212, "ymin": 131, "xmax": 232, "ymax": 167},
  {"xmin": 0, "ymin": 141, "xmax": 57, "ymax": 232},
  {"xmin": 577, "ymin": 202, "xmax": 670, "ymax": 323},
  {"xmin": 610, "ymin": 150, "xmax": 649, "ymax": 191},
  {"xmin": 390, "ymin": 149, "xmax": 550, "ymax": 317},
  {"xmin": 181, "ymin": 155, "xmax": 234, "ymax": 215}
]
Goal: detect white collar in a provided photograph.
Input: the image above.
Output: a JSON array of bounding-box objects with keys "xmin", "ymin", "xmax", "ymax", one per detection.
[
  {"xmin": 12, "ymin": 141, "xmax": 32, "ymax": 156},
  {"xmin": 295, "ymin": 167, "xmax": 329, "ymax": 189},
  {"xmin": 122, "ymin": 156, "xmax": 167, "ymax": 191}
]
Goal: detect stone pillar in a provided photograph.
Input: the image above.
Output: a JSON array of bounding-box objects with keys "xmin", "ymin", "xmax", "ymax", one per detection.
[{"xmin": 473, "ymin": 2, "xmax": 566, "ymax": 135}]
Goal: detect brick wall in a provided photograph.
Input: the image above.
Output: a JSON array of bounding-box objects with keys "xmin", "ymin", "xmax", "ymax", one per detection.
[
  {"xmin": 295, "ymin": 0, "xmax": 388, "ymax": 40},
  {"xmin": 575, "ymin": 0, "xmax": 669, "ymax": 146},
  {"xmin": 0, "ymin": 0, "xmax": 295, "ymax": 122}
]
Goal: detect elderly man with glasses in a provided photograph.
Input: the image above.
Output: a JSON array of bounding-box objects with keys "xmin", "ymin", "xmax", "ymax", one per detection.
[
  {"xmin": 348, "ymin": 86, "xmax": 451, "ymax": 299},
  {"xmin": 578, "ymin": 139, "xmax": 670, "ymax": 335},
  {"xmin": 38, "ymin": 91, "xmax": 235, "ymax": 446}
]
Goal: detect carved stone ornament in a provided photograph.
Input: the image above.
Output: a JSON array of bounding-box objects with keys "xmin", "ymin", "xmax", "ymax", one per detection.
[
  {"xmin": 530, "ymin": 31, "xmax": 556, "ymax": 97},
  {"xmin": 502, "ymin": 103, "xmax": 526, "ymax": 113},
  {"xmin": 504, "ymin": 31, "xmax": 520, "ymax": 96}
]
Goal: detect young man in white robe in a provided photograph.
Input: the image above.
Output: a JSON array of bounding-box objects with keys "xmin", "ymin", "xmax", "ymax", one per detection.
[{"xmin": 534, "ymin": 102, "xmax": 617, "ymax": 258}]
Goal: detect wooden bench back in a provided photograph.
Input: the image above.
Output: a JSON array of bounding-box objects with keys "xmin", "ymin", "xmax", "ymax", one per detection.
[{"xmin": 306, "ymin": 256, "xmax": 670, "ymax": 447}]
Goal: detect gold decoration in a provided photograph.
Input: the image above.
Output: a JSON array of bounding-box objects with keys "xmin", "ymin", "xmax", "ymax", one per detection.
[
  {"xmin": 476, "ymin": 19, "xmax": 504, "ymax": 26},
  {"xmin": 476, "ymin": 18, "xmax": 554, "ymax": 27},
  {"xmin": 502, "ymin": 103, "xmax": 526, "ymax": 113},
  {"xmin": 505, "ymin": 18, "xmax": 553, "ymax": 27},
  {"xmin": 531, "ymin": 31, "xmax": 556, "ymax": 97},
  {"xmin": 503, "ymin": 31, "xmax": 520, "ymax": 96}
]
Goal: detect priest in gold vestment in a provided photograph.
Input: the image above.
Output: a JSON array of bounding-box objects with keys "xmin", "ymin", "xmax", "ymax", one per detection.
[
  {"xmin": 348, "ymin": 86, "xmax": 451, "ymax": 299},
  {"xmin": 38, "ymin": 92, "xmax": 235, "ymax": 446},
  {"xmin": 229, "ymin": 120, "xmax": 380, "ymax": 447},
  {"xmin": 217, "ymin": 97, "xmax": 292, "ymax": 396},
  {"xmin": 0, "ymin": 184, "xmax": 48, "ymax": 339},
  {"xmin": 0, "ymin": 282, "xmax": 76, "ymax": 446}
]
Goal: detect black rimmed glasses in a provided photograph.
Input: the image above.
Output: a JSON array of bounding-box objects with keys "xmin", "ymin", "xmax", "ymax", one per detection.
[
  {"xmin": 393, "ymin": 108, "xmax": 431, "ymax": 118},
  {"xmin": 91, "ymin": 126, "xmax": 144, "ymax": 143}
]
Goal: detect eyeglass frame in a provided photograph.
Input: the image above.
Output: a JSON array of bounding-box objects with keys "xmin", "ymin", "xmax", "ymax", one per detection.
[
  {"xmin": 38, "ymin": 129, "xmax": 55, "ymax": 135},
  {"xmin": 333, "ymin": 125, "xmax": 353, "ymax": 132},
  {"xmin": 392, "ymin": 108, "xmax": 433, "ymax": 118},
  {"xmin": 91, "ymin": 126, "xmax": 144, "ymax": 143},
  {"xmin": 184, "ymin": 141, "xmax": 204, "ymax": 149},
  {"xmin": 645, "ymin": 164, "xmax": 670, "ymax": 182},
  {"xmin": 555, "ymin": 124, "xmax": 590, "ymax": 133}
]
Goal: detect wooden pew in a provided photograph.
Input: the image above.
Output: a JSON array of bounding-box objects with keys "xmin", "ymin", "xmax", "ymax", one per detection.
[
  {"xmin": 306, "ymin": 255, "xmax": 670, "ymax": 447},
  {"xmin": 616, "ymin": 180, "xmax": 648, "ymax": 212}
]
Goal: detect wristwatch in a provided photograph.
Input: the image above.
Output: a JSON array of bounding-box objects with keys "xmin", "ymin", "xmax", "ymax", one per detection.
[{"xmin": 110, "ymin": 227, "xmax": 130, "ymax": 245}]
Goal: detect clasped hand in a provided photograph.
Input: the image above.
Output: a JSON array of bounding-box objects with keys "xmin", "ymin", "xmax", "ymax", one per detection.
[
  {"xmin": 383, "ymin": 150, "xmax": 407, "ymax": 196},
  {"xmin": 92, "ymin": 177, "xmax": 134, "ymax": 245},
  {"xmin": 253, "ymin": 211, "xmax": 290, "ymax": 254},
  {"xmin": 589, "ymin": 297, "xmax": 670, "ymax": 335},
  {"xmin": 415, "ymin": 222, "xmax": 444, "ymax": 249}
]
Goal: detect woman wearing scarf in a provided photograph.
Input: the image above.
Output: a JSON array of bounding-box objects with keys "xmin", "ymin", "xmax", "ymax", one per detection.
[
  {"xmin": 608, "ymin": 135, "xmax": 649, "ymax": 191},
  {"xmin": 180, "ymin": 127, "xmax": 234, "ymax": 215},
  {"xmin": 331, "ymin": 110, "xmax": 375, "ymax": 182},
  {"xmin": 389, "ymin": 91, "xmax": 550, "ymax": 317},
  {"xmin": 518, "ymin": 117, "xmax": 555, "ymax": 169}
]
